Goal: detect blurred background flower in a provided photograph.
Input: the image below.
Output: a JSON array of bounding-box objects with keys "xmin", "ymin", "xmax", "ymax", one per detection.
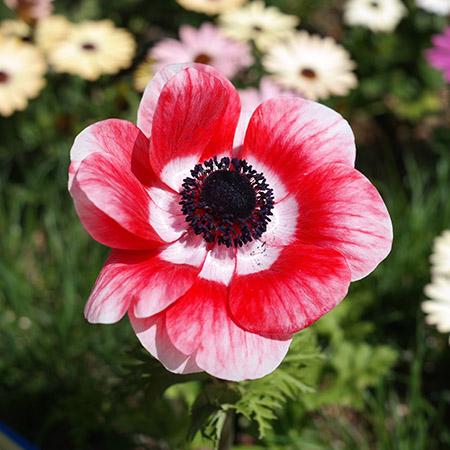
[
  {"xmin": 47, "ymin": 20, "xmax": 135, "ymax": 80},
  {"xmin": 35, "ymin": 15, "xmax": 71, "ymax": 53},
  {"xmin": 263, "ymin": 31, "xmax": 357, "ymax": 100},
  {"xmin": 426, "ymin": 28, "xmax": 450, "ymax": 82},
  {"xmin": 344, "ymin": 0, "xmax": 407, "ymax": 32},
  {"xmin": 218, "ymin": 0, "xmax": 299, "ymax": 51},
  {"xmin": 416, "ymin": 0, "xmax": 450, "ymax": 15},
  {"xmin": 4, "ymin": 0, "xmax": 53, "ymax": 22},
  {"xmin": 423, "ymin": 230, "xmax": 450, "ymax": 344},
  {"xmin": 150, "ymin": 23, "xmax": 253, "ymax": 78},
  {"xmin": 0, "ymin": 38, "xmax": 45, "ymax": 116},
  {"xmin": 176, "ymin": 0, "xmax": 246, "ymax": 15}
]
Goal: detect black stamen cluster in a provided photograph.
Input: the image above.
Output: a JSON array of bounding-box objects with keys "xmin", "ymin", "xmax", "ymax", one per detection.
[{"xmin": 180, "ymin": 156, "xmax": 274, "ymax": 248}]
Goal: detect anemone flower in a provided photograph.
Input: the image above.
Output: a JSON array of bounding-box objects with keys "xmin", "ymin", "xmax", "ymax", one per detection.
[{"xmin": 69, "ymin": 63, "xmax": 392, "ymax": 381}]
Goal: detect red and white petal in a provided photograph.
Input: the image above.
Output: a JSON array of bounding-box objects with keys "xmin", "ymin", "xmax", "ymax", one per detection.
[
  {"xmin": 235, "ymin": 195, "xmax": 298, "ymax": 275},
  {"xmin": 133, "ymin": 234, "xmax": 208, "ymax": 318},
  {"xmin": 130, "ymin": 311, "xmax": 201, "ymax": 374},
  {"xmin": 71, "ymin": 179, "xmax": 156, "ymax": 250},
  {"xmin": 85, "ymin": 249, "xmax": 158, "ymax": 324},
  {"xmin": 165, "ymin": 279, "xmax": 292, "ymax": 381},
  {"xmin": 150, "ymin": 66, "xmax": 240, "ymax": 191},
  {"xmin": 241, "ymin": 97, "xmax": 356, "ymax": 196},
  {"xmin": 296, "ymin": 163, "xmax": 393, "ymax": 281},
  {"xmin": 148, "ymin": 187, "xmax": 187, "ymax": 242},
  {"xmin": 69, "ymin": 119, "xmax": 154, "ymax": 189},
  {"xmin": 137, "ymin": 63, "xmax": 233, "ymax": 138},
  {"xmin": 229, "ymin": 243, "xmax": 351, "ymax": 337},
  {"xmin": 74, "ymin": 153, "xmax": 162, "ymax": 245}
]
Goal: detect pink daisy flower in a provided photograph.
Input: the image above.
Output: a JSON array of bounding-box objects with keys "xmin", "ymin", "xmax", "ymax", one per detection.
[
  {"xmin": 4, "ymin": 0, "xmax": 53, "ymax": 21},
  {"xmin": 150, "ymin": 23, "xmax": 253, "ymax": 79},
  {"xmin": 69, "ymin": 63, "xmax": 392, "ymax": 381},
  {"xmin": 426, "ymin": 27, "xmax": 450, "ymax": 82}
]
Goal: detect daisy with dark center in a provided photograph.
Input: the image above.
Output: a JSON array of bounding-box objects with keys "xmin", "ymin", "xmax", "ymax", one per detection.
[
  {"xmin": 218, "ymin": 1, "xmax": 299, "ymax": 51},
  {"xmin": 48, "ymin": 20, "xmax": 135, "ymax": 81},
  {"xmin": 0, "ymin": 38, "xmax": 46, "ymax": 116},
  {"xmin": 263, "ymin": 31, "xmax": 357, "ymax": 100},
  {"xmin": 69, "ymin": 63, "xmax": 392, "ymax": 381},
  {"xmin": 344, "ymin": 0, "xmax": 406, "ymax": 32},
  {"xmin": 150, "ymin": 23, "xmax": 253, "ymax": 79}
]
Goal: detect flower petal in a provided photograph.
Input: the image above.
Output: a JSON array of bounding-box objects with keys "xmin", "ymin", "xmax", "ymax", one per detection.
[
  {"xmin": 85, "ymin": 249, "xmax": 158, "ymax": 324},
  {"xmin": 69, "ymin": 119, "xmax": 155, "ymax": 189},
  {"xmin": 295, "ymin": 163, "xmax": 393, "ymax": 281},
  {"xmin": 149, "ymin": 66, "xmax": 240, "ymax": 190},
  {"xmin": 137, "ymin": 63, "xmax": 237, "ymax": 138},
  {"xmin": 133, "ymin": 234, "xmax": 208, "ymax": 318},
  {"xmin": 74, "ymin": 152, "xmax": 162, "ymax": 245},
  {"xmin": 165, "ymin": 279, "xmax": 292, "ymax": 381},
  {"xmin": 130, "ymin": 310, "xmax": 201, "ymax": 374},
  {"xmin": 241, "ymin": 97, "xmax": 356, "ymax": 197},
  {"xmin": 229, "ymin": 243, "xmax": 351, "ymax": 337},
  {"xmin": 235, "ymin": 195, "xmax": 298, "ymax": 276}
]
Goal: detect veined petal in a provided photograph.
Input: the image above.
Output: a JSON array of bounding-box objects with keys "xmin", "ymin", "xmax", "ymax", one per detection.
[
  {"xmin": 165, "ymin": 279, "xmax": 292, "ymax": 381},
  {"xmin": 137, "ymin": 63, "xmax": 236, "ymax": 137},
  {"xmin": 133, "ymin": 234, "xmax": 208, "ymax": 318},
  {"xmin": 149, "ymin": 66, "xmax": 240, "ymax": 191},
  {"xmin": 69, "ymin": 119, "xmax": 155, "ymax": 189},
  {"xmin": 229, "ymin": 243, "xmax": 351, "ymax": 336},
  {"xmin": 295, "ymin": 163, "xmax": 393, "ymax": 281},
  {"xmin": 241, "ymin": 97, "xmax": 356, "ymax": 195},
  {"xmin": 85, "ymin": 249, "xmax": 158, "ymax": 324},
  {"xmin": 130, "ymin": 310, "xmax": 201, "ymax": 374},
  {"xmin": 74, "ymin": 152, "xmax": 162, "ymax": 245}
]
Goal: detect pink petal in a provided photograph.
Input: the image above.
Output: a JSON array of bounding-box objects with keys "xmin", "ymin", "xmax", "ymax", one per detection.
[
  {"xmin": 148, "ymin": 66, "xmax": 240, "ymax": 189},
  {"xmin": 165, "ymin": 279, "xmax": 292, "ymax": 381},
  {"xmin": 137, "ymin": 63, "xmax": 237, "ymax": 138},
  {"xmin": 85, "ymin": 249, "xmax": 158, "ymax": 324},
  {"xmin": 69, "ymin": 119, "xmax": 156, "ymax": 190},
  {"xmin": 295, "ymin": 163, "xmax": 393, "ymax": 281},
  {"xmin": 73, "ymin": 152, "xmax": 162, "ymax": 246},
  {"xmin": 130, "ymin": 310, "xmax": 201, "ymax": 374},
  {"xmin": 229, "ymin": 243, "xmax": 351, "ymax": 337},
  {"xmin": 71, "ymin": 178, "xmax": 157, "ymax": 250},
  {"xmin": 133, "ymin": 234, "xmax": 208, "ymax": 318},
  {"xmin": 241, "ymin": 97, "xmax": 356, "ymax": 198}
]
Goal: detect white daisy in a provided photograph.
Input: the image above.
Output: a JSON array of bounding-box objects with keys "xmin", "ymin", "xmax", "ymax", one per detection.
[
  {"xmin": 0, "ymin": 39, "xmax": 46, "ymax": 116},
  {"xmin": 423, "ymin": 230, "xmax": 450, "ymax": 345},
  {"xmin": 263, "ymin": 31, "xmax": 357, "ymax": 101},
  {"xmin": 219, "ymin": 1, "xmax": 299, "ymax": 51},
  {"xmin": 416, "ymin": 0, "xmax": 450, "ymax": 15},
  {"xmin": 344, "ymin": 0, "xmax": 407, "ymax": 32}
]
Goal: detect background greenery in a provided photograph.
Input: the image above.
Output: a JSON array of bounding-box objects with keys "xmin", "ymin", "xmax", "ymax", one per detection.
[{"xmin": 1, "ymin": 0, "xmax": 450, "ymax": 448}]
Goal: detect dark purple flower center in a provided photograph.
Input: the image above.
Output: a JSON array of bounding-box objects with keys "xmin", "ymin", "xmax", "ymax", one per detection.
[
  {"xmin": 0, "ymin": 70, "xmax": 10, "ymax": 84},
  {"xmin": 180, "ymin": 157, "xmax": 274, "ymax": 248},
  {"xmin": 82, "ymin": 42, "xmax": 97, "ymax": 51}
]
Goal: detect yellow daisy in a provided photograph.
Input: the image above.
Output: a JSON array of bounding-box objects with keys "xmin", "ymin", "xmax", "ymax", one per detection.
[
  {"xmin": 0, "ymin": 19, "xmax": 31, "ymax": 42},
  {"xmin": 47, "ymin": 20, "xmax": 136, "ymax": 81},
  {"xmin": 133, "ymin": 58, "xmax": 155, "ymax": 92},
  {"xmin": 35, "ymin": 15, "xmax": 72, "ymax": 54},
  {"xmin": 176, "ymin": 0, "xmax": 247, "ymax": 15},
  {"xmin": 0, "ymin": 39, "xmax": 46, "ymax": 116},
  {"xmin": 219, "ymin": 1, "xmax": 299, "ymax": 51}
]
